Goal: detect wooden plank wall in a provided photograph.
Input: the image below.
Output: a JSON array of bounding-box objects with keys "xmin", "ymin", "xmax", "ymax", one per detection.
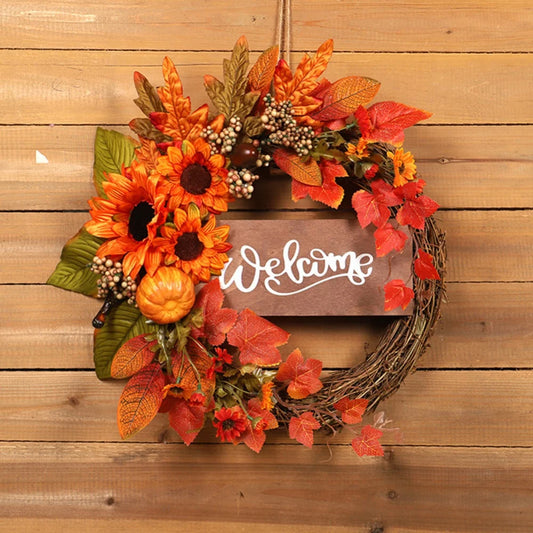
[{"xmin": 1, "ymin": 1, "xmax": 532, "ymax": 531}]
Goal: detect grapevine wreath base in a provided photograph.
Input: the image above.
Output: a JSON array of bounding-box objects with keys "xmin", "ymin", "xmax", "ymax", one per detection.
[
  {"xmin": 273, "ymin": 215, "xmax": 446, "ymax": 432},
  {"xmin": 48, "ymin": 37, "xmax": 446, "ymax": 455}
]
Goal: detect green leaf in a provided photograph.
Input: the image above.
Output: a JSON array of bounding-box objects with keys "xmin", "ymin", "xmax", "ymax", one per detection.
[
  {"xmin": 244, "ymin": 116, "xmax": 265, "ymax": 137},
  {"xmin": 94, "ymin": 304, "xmax": 156, "ymax": 379},
  {"xmin": 129, "ymin": 118, "xmax": 172, "ymax": 144},
  {"xmin": 133, "ymin": 71, "xmax": 166, "ymax": 116},
  {"xmin": 203, "ymin": 36, "xmax": 253, "ymax": 120},
  {"xmin": 47, "ymin": 228, "xmax": 104, "ymax": 296},
  {"xmin": 93, "ymin": 127, "xmax": 136, "ymax": 198}
]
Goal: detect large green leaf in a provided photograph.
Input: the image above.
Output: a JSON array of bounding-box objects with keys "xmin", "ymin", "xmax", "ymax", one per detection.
[
  {"xmin": 93, "ymin": 127, "xmax": 137, "ymax": 197},
  {"xmin": 94, "ymin": 304, "xmax": 156, "ymax": 380},
  {"xmin": 47, "ymin": 228, "xmax": 104, "ymax": 296}
]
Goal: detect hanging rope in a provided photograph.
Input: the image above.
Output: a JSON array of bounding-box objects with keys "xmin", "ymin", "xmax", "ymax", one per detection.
[{"xmin": 277, "ymin": 0, "xmax": 292, "ymax": 68}]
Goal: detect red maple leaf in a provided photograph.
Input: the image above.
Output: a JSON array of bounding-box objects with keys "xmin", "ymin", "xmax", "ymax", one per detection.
[
  {"xmin": 374, "ymin": 223, "xmax": 409, "ymax": 257},
  {"xmin": 351, "ymin": 425, "xmax": 384, "ymax": 457},
  {"xmin": 354, "ymin": 105, "xmax": 372, "ymax": 138},
  {"xmin": 275, "ymin": 348, "xmax": 323, "ymax": 399},
  {"xmin": 168, "ymin": 397, "xmax": 208, "ymax": 446},
  {"xmin": 289, "ymin": 412, "xmax": 321, "ymax": 448},
  {"xmin": 414, "ymin": 248, "xmax": 441, "ymax": 280},
  {"xmin": 226, "ymin": 308, "xmax": 289, "ymax": 366},
  {"xmin": 333, "ymin": 397, "xmax": 369, "ymax": 425},
  {"xmin": 191, "ymin": 279, "xmax": 238, "ymax": 346},
  {"xmin": 396, "ymin": 195, "xmax": 439, "ymax": 230},
  {"xmin": 291, "ymin": 160, "xmax": 347, "ymax": 209},
  {"xmin": 355, "ymin": 101, "xmax": 431, "ymax": 145},
  {"xmin": 352, "ymin": 179, "xmax": 401, "ymax": 228},
  {"xmin": 395, "ymin": 182, "xmax": 439, "ymax": 230},
  {"xmin": 384, "ymin": 279, "xmax": 414, "ymax": 311}
]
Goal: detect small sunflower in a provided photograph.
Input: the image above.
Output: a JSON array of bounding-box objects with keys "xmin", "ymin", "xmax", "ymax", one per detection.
[
  {"xmin": 156, "ymin": 138, "xmax": 231, "ymax": 214},
  {"xmin": 156, "ymin": 203, "xmax": 231, "ymax": 284},
  {"xmin": 387, "ymin": 147, "xmax": 417, "ymax": 188},
  {"xmin": 85, "ymin": 161, "xmax": 169, "ymax": 278},
  {"xmin": 346, "ymin": 138, "xmax": 370, "ymax": 159}
]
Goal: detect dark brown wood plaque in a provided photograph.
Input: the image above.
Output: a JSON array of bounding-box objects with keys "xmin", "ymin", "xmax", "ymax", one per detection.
[{"xmin": 220, "ymin": 219, "xmax": 413, "ymax": 316}]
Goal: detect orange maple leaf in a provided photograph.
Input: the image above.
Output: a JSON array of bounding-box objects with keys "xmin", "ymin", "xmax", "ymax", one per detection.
[
  {"xmin": 168, "ymin": 397, "xmax": 208, "ymax": 446},
  {"xmin": 227, "ymin": 308, "xmax": 289, "ymax": 366},
  {"xmin": 373, "ymin": 223, "xmax": 409, "ymax": 257},
  {"xmin": 191, "ymin": 278, "xmax": 238, "ymax": 347},
  {"xmin": 276, "ymin": 348, "xmax": 323, "ymax": 400},
  {"xmin": 289, "ymin": 412, "xmax": 321, "ymax": 448},
  {"xmin": 291, "ymin": 159, "xmax": 346, "ymax": 209},
  {"xmin": 351, "ymin": 425, "xmax": 384, "ymax": 457},
  {"xmin": 333, "ymin": 397, "xmax": 369, "ymax": 425}
]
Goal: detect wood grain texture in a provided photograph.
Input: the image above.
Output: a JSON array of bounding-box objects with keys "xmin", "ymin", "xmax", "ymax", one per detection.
[
  {"xmin": 2, "ymin": 125, "xmax": 532, "ymax": 210},
  {"xmin": 2, "ymin": 211, "xmax": 532, "ymax": 283},
  {"xmin": 1, "ymin": 51, "xmax": 531, "ymax": 125},
  {"xmin": 1, "ymin": 1, "xmax": 531, "ymax": 530},
  {"xmin": 0, "ymin": 443, "xmax": 532, "ymax": 532},
  {"xmin": 1, "ymin": 1, "xmax": 531, "ymax": 52},
  {"xmin": 2, "ymin": 283, "xmax": 532, "ymax": 370},
  {"xmin": 0, "ymin": 370, "xmax": 531, "ymax": 446}
]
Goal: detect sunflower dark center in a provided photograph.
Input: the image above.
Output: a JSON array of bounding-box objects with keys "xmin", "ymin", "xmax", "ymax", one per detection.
[
  {"xmin": 181, "ymin": 163, "xmax": 212, "ymax": 195},
  {"xmin": 174, "ymin": 232, "xmax": 204, "ymax": 261},
  {"xmin": 128, "ymin": 201, "xmax": 155, "ymax": 241},
  {"xmin": 222, "ymin": 419, "xmax": 235, "ymax": 430}
]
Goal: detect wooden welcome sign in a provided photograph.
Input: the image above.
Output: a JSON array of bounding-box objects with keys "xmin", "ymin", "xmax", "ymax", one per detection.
[{"xmin": 220, "ymin": 219, "xmax": 413, "ymax": 316}]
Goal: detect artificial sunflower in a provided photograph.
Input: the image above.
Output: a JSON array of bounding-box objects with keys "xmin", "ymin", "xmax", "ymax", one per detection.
[
  {"xmin": 156, "ymin": 203, "xmax": 231, "ymax": 284},
  {"xmin": 387, "ymin": 147, "xmax": 417, "ymax": 188},
  {"xmin": 85, "ymin": 161, "xmax": 169, "ymax": 278},
  {"xmin": 156, "ymin": 138, "xmax": 231, "ymax": 214}
]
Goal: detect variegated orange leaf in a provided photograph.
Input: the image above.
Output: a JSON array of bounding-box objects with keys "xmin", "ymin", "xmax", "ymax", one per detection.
[
  {"xmin": 110, "ymin": 334, "xmax": 157, "ymax": 379},
  {"xmin": 117, "ymin": 362, "xmax": 165, "ymax": 439},
  {"xmin": 273, "ymin": 148, "xmax": 323, "ymax": 186},
  {"xmin": 248, "ymin": 45, "xmax": 279, "ymax": 97},
  {"xmin": 312, "ymin": 76, "xmax": 381, "ymax": 121}
]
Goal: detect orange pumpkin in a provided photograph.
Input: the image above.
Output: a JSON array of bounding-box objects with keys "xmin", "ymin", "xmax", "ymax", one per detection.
[{"xmin": 136, "ymin": 266, "xmax": 195, "ymax": 324}]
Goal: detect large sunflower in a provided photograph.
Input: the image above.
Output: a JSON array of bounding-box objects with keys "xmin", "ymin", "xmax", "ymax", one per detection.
[
  {"xmin": 156, "ymin": 138, "xmax": 231, "ymax": 214},
  {"xmin": 85, "ymin": 161, "xmax": 169, "ymax": 278},
  {"xmin": 155, "ymin": 203, "xmax": 231, "ymax": 284}
]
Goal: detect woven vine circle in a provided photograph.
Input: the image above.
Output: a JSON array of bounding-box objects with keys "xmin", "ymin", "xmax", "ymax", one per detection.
[{"xmin": 273, "ymin": 214, "xmax": 446, "ymax": 431}]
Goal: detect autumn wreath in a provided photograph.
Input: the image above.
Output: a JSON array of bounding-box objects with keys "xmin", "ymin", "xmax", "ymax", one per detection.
[{"xmin": 48, "ymin": 37, "xmax": 445, "ymax": 455}]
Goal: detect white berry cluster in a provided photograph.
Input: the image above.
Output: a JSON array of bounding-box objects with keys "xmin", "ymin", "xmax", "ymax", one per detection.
[
  {"xmin": 260, "ymin": 95, "xmax": 315, "ymax": 156},
  {"xmin": 201, "ymin": 117, "xmax": 243, "ymax": 155},
  {"xmin": 226, "ymin": 169, "xmax": 259, "ymax": 199},
  {"xmin": 91, "ymin": 257, "xmax": 137, "ymax": 305}
]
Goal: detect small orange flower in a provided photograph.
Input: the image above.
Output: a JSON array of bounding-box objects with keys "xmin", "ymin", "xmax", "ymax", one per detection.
[
  {"xmin": 260, "ymin": 381, "xmax": 275, "ymax": 411},
  {"xmin": 85, "ymin": 161, "xmax": 169, "ymax": 278},
  {"xmin": 136, "ymin": 266, "xmax": 196, "ymax": 324},
  {"xmin": 387, "ymin": 147, "xmax": 417, "ymax": 188},
  {"xmin": 346, "ymin": 138, "xmax": 370, "ymax": 159},
  {"xmin": 156, "ymin": 138, "xmax": 231, "ymax": 214},
  {"xmin": 155, "ymin": 203, "xmax": 231, "ymax": 284}
]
